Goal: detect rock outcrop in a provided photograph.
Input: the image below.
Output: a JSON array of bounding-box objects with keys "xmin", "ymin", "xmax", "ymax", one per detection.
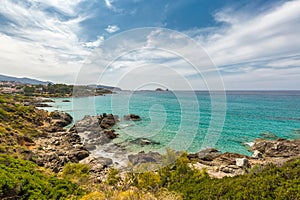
[
  {"xmin": 128, "ymin": 151, "xmax": 162, "ymax": 166},
  {"xmin": 188, "ymin": 148, "xmax": 221, "ymax": 161},
  {"xmin": 252, "ymin": 139, "xmax": 300, "ymax": 157},
  {"xmin": 188, "ymin": 139, "xmax": 300, "ymax": 178},
  {"xmin": 42, "ymin": 111, "xmax": 73, "ymax": 132}
]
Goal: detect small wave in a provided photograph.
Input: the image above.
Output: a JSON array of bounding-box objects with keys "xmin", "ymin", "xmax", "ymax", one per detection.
[
  {"xmin": 119, "ymin": 123, "xmax": 134, "ymax": 128},
  {"xmin": 244, "ymin": 142, "xmax": 254, "ymax": 147}
]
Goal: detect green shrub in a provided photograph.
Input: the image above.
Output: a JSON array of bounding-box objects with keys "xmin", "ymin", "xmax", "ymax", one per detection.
[
  {"xmin": 62, "ymin": 163, "xmax": 90, "ymax": 185},
  {"xmin": 106, "ymin": 168, "xmax": 121, "ymax": 186},
  {"xmin": 160, "ymin": 156, "xmax": 300, "ymax": 200},
  {"xmin": 0, "ymin": 155, "xmax": 85, "ymax": 199}
]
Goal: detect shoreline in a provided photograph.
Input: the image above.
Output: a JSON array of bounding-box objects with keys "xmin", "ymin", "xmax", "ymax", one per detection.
[{"xmin": 31, "ymin": 97, "xmax": 300, "ymax": 178}]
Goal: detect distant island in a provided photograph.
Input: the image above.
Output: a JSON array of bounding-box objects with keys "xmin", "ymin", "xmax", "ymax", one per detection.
[{"xmin": 155, "ymin": 87, "xmax": 169, "ymax": 91}]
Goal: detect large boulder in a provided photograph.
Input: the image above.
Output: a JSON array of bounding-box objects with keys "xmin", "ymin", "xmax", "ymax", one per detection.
[
  {"xmin": 49, "ymin": 111, "xmax": 73, "ymax": 128},
  {"xmin": 235, "ymin": 158, "xmax": 249, "ymax": 168},
  {"xmin": 99, "ymin": 114, "xmax": 117, "ymax": 129},
  {"xmin": 68, "ymin": 149, "xmax": 89, "ymax": 162},
  {"xmin": 252, "ymin": 150, "xmax": 263, "ymax": 159}
]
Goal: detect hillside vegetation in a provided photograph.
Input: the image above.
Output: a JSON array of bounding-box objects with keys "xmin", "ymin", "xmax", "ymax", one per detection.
[{"xmin": 0, "ymin": 94, "xmax": 47, "ymax": 155}]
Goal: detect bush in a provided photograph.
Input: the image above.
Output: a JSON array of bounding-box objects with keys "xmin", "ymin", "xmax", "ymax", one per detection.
[
  {"xmin": 0, "ymin": 155, "xmax": 85, "ymax": 199},
  {"xmin": 106, "ymin": 168, "xmax": 121, "ymax": 186},
  {"xmin": 62, "ymin": 163, "xmax": 90, "ymax": 185}
]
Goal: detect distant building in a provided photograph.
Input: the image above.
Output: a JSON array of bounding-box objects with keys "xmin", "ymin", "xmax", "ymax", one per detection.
[{"xmin": 1, "ymin": 87, "xmax": 23, "ymax": 94}]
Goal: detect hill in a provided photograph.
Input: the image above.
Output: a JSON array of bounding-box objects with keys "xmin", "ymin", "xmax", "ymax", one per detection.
[{"xmin": 0, "ymin": 74, "xmax": 52, "ymax": 85}]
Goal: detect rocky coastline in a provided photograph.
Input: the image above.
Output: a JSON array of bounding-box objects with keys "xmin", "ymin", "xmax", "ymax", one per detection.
[{"xmin": 30, "ymin": 107, "xmax": 300, "ymax": 182}]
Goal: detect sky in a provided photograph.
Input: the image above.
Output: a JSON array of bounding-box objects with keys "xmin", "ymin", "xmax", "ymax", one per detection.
[{"xmin": 0, "ymin": 0, "xmax": 300, "ymax": 90}]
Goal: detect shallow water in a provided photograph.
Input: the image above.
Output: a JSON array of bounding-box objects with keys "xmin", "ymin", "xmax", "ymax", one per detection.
[{"xmin": 44, "ymin": 91, "xmax": 300, "ymax": 156}]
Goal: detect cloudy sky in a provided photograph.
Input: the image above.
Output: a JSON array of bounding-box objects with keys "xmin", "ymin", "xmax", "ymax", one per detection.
[{"xmin": 0, "ymin": 0, "xmax": 300, "ymax": 90}]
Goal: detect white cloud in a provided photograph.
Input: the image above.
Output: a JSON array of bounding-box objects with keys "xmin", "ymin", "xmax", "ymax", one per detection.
[
  {"xmin": 104, "ymin": 0, "xmax": 113, "ymax": 9},
  {"xmin": 84, "ymin": 36, "xmax": 104, "ymax": 48},
  {"xmin": 29, "ymin": 0, "xmax": 85, "ymax": 16},
  {"xmin": 104, "ymin": 0, "xmax": 122, "ymax": 13},
  {"xmin": 266, "ymin": 57, "xmax": 300, "ymax": 68},
  {"xmin": 181, "ymin": 0, "xmax": 300, "ymax": 89},
  {"xmin": 105, "ymin": 25, "xmax": 120, "ymax": 33},
  {"xmin": 200, "ymin": 0, "xmax": 300, "ymax": 67},
  {"xmin": 0, "ymin": 0, "xmax": 92, "ymax": 83}
]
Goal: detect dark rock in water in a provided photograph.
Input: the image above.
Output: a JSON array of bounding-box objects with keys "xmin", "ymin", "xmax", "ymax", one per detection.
[
  {"xmin": 62, "ymin": 99, "xmax": 71, "ymax": 102},
  {"xmin": 103, "ymin": 129, "xmax": 118, "ymax": 139},
  {"xmin": 130, "ymin": 138, "xmax": 160, "ymax": 146},
  {"xmin": 124, "ymin": 114, "xmax": 141, "ymax": 121},
  {"xmin": 49, "ymin": 111, "xmax": 73, "ymax": 128},
  {"xmin": 99, "ymin": 114, "xmax": 117, "ymax": 129},
  {"xmin": 252, "ymin": 139, "xmax": 300, "ymax": 157},
  {"xmin": 34, "ymin": 103, "xmax": 52, "ymax": 107},
  {"xmin": 188, "ymin": 148, "xmax": 222, "ymax": 161},
  {"xmin": 73, "ymin": 114, "xmax": 118, "ymax": 132},
  {"xmin": 40, "ymin": 99, "xmax": 55, "ymax": 103},
  {"xmin": 128, "ymin": 151, "xmax": 162, "ymax": 166}
]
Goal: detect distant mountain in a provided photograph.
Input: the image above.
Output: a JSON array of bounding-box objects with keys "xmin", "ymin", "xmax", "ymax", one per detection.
[
  {"xmin": 0, "ymin": 74, "xmax": 52, "ymax": 85},
  {"xmin": 88, "ymin": 84, "xmax": 122, "ymax": 91}
]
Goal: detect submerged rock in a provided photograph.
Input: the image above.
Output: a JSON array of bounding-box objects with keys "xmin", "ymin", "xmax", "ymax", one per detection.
[
  {"xmin": 259, "ymin": 132, "xmax": 279, "ymax": 140},
  {"xmin": 130, "ymin": 138, "xmax": 160, "ymax": 146},
  {"xmin": 123, "ymin": 114, "xmax": 141, "ymax": 121}
]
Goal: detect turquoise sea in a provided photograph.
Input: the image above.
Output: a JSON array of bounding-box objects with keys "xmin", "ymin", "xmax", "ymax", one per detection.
[{"xmin": 45, "ymin": 91, "xmax": 300, "ymax": 156}]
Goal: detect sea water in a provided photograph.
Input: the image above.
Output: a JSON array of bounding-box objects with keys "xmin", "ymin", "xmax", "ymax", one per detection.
[{"xmin": 45, "ymin": 91, "xmax": 300, "ymax": 156}]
